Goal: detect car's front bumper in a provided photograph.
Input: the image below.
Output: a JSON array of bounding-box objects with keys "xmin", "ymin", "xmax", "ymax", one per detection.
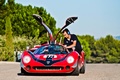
[{"xmin": 21, "ymin": 61, "xmax": 78, "ymax": 74}]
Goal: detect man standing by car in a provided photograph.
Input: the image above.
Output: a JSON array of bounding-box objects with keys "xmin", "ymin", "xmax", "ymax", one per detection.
[{"xmin": 62, "ymin": 28, "xmax": 82, "ymax": 54}]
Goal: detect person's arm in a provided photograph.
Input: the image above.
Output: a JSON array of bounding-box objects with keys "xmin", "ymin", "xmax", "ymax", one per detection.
[
  {"xmin": 66, "ymin": 34, "xmax": 77, "ymax": 49},
  {"xmin": 60, "ymin": 38, "xmax": 67, "ymax": 47},
  {"xmin": 66, "ymin": 40, "xmax": 76, "ymax": 48}
]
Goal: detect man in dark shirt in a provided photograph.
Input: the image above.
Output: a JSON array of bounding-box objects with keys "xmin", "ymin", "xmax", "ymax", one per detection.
[{"xmin": 62, "ymin": 28, "xmax": 82, "ymax": 54}]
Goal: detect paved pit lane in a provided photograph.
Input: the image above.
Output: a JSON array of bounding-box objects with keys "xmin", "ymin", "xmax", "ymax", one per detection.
[{"xmin": 0, "ymin": 62, "xmax": 120, "ymax": 80}]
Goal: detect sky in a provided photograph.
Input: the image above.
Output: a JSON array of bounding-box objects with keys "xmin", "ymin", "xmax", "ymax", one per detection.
[{"xmin": 15, "ymin": 0, "xmax": 120, "ymax": 38}]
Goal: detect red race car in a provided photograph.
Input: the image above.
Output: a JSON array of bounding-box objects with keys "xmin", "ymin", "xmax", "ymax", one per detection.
[{"xmin": 20, "ymin": 14, "xmax": 85, "ymax": 75}]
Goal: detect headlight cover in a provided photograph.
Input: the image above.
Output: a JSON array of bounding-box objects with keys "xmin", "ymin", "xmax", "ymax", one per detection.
[
  {"xmin": 67, "ymin": 56, "xmax": 74, "ymax": 63},
  {"xmin": 23, "ymin": 56, "xmax": 31, "ymax": 63}
]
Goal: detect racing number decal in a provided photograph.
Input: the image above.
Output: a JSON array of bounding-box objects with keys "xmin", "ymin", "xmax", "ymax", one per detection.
[{"xmin": 47, "ymin": 55, "xmax": 54, "ymax": 58}]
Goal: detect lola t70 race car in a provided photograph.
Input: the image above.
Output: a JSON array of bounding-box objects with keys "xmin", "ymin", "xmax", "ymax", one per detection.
[{"xmin": 20, "ymin": 14, "xmax": 85, "ymax": 75}]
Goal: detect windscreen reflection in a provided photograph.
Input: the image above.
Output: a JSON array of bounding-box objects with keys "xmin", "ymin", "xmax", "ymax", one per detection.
[{"xmin": 33, "ymin": 44, "xmax": 68, "ymax": 54}]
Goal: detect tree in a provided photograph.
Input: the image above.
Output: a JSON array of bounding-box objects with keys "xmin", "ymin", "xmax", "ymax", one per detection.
[
  {"xmin": 0, "ymin": 1, "xmax": 56, "ymax": 38},
  {"xmin": 0, "ymin": 0, "xmax": 5, "ymax": 6},
  {"xmin": 5, "ymin": 16, "xmax": 14, "ymax": 61},
  {"xmin": 0, "ymin": 0, "xmax": 6, "ymax": 35},
  {"xmin": 107, "ymin": 55, "xmax": 119, "ymax": 63}
]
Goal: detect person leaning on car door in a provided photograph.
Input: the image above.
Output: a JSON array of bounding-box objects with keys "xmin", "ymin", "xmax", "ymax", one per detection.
[{"xmin": 62, "ymin": 28, "xmax": 82, "ymax": 54}]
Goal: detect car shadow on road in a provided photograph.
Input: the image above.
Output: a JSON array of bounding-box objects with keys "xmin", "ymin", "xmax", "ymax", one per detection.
[{"xmin": 17, "ymin": 73, "xmax": 79, "ymax": 76}]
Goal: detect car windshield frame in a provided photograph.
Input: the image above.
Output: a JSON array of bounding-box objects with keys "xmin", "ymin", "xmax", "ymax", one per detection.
[{"xmin": 33, "ymin": 44, "xmax": 68, "ymax": 55}]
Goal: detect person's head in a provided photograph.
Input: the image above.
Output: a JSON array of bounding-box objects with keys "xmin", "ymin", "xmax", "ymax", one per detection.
[{"xmin": 62, "ymin": 28, "xmax": 70, "ymax": 38}]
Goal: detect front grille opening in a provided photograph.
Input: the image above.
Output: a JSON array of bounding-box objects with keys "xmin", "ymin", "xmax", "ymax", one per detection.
[{"xmin": 33, "ymin": 66, "xmax": 64, "ymax": 70}]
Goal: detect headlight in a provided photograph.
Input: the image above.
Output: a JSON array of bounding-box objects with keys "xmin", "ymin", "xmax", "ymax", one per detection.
[
  {"xmin": 23, "ymin": 56, "xmax": 31, "ymax": 63},
  {"xmin": 67, "ymin": 56, "xmax": 74, "ymax": 63},
  {"xmin": 43, "ymin": 55, "xmax": 47, "ymax": 58}
]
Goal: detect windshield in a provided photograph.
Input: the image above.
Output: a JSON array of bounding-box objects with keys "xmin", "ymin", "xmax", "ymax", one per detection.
[{"xmin": 33, "ymin": 44, "xmax": 68, "ymax": 55}]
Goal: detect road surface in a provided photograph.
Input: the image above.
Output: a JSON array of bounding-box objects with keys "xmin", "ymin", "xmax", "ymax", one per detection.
[{"xmin": 0, "ymin": 62, "xmax": 120, "ymax": 80}]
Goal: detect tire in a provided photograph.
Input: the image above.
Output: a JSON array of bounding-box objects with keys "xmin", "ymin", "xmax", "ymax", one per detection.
[
  {"xmin": 21, "ymin": 68, "xmax": 28, "ymax": 74},
  {"xmin": 72, "ymin": 64, "xmax": 79, "ymax": 76},
  {"xmin": 80, "ymin": 60, "xmax": 85, "ymax": 74}
]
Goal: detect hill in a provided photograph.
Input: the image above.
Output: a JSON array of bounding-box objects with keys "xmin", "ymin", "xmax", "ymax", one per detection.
[{"xmin": 115, "ymin": 36, "xmax": 120, "ymax": 40}]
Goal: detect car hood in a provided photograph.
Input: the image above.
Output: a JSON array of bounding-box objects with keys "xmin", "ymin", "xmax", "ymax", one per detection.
[{"xmin": 28, "ymin": 50, "xmax": 68, "ymax": 65}]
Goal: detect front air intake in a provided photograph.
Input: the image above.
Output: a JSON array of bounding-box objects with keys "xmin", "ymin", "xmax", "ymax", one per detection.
[{"xmin": 33, "ymin": 66, "xmax": 64, "ymax": 70}]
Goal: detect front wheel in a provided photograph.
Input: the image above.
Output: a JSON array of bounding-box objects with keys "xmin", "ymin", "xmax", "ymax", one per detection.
[
  {"xmin": 72, "ymin": 64, "xmax": 79, "ymax": 76},
  {"xmin": 21, "ymin": 68, "xmax": 28, "ymax": 74},
  {"xmin": 80, "ymin": 60, "xmax": 86, "ymax": 74}
]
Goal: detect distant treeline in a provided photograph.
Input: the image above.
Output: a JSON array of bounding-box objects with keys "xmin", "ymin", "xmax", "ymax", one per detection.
[{"xmin": 0, "ymin": 0, "xmax": 120, "ymax": 63}]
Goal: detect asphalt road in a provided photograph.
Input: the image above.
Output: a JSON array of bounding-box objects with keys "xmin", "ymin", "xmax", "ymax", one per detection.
[{"xmin": 0, "ymin": 62, "xmax": 120, "ymax": 80}]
